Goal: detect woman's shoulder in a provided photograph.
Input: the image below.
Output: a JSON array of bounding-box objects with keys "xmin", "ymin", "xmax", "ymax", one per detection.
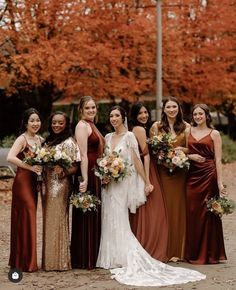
[{"xmin": 211, "ymin": 129, "xmax": 220, "ymax": 138}]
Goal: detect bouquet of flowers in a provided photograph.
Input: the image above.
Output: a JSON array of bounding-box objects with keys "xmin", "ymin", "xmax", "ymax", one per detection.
[
  {"xmin": 206, "ymin": 196, "xmax": 235, "ymax": 218},
  {"xmin": 23, "ymin": 145, "xmax": 51, "ymax": 166},
  {"xmin": 23, "ymin": 145, "xmax": 52, "ymax": 181},
  {"xmin": 94, "ymin": 149, "xmax": 131, "ymax": 187},
  {"xmin": 46, "ymin": 147, "xmax": 73, "ymax": 170},
  {"xmin": 70, "ymin": 191, "xmax": 101, "ymax": 213},
  {"xmin": 147, "ymin": 133, "xmax": 189, "ymax": 172}
]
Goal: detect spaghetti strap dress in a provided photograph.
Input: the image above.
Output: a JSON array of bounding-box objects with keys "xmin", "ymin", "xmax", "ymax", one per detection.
[
  {"xmin": 185, "ymin": 130, "xmax": 227, "ymax": 264},
  {"xmin": 9, "ymin": 142, "xmax": 38, "ymax": 272}
]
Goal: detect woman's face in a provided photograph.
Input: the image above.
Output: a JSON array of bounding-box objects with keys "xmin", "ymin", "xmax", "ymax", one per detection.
[
  {"xmin": 81, "ymin": 100, "xmax": 97, "ymax": 121},
  {"xmin": 51, "ymin": 114, "xmax": 66, "ymax": 134},
  {"xmin": 137, "ymin": 106, "xmax": 149, "ymax": 125},
  {"xmin": 27, "ymin": 113, "xmax": 41, "ymax": 134},
  {"xmin": 109, "ymin": 109, "xmax": 123, "ymax": 129},
  {"xmin": 164, "ymin": 100, "xmax": 179, "ymax": 119},
  {"xmin": 192, "ymin": 107, "xmax": 206, "ymax": 126}
]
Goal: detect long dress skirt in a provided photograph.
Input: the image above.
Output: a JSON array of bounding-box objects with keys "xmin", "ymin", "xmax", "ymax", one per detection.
[
  {"xmin": 9, "ymin": 150, "xmax": 38, "ymax": 272},
  {"xmin": 71, "ymin": 120, "xmax": 104, "ymax": 269},
  {"xmin": 157, "ymin": 132, "xmax": 187, "ymax": 261},
  {"xmin": 42, "ymin": 168, "xmax": 71, "ymax": 271},
  {"xmin": 130, "ymin": 145, "xmax": 168, "ymax": 261},
  {"xmin": 185, "ymin": 132, "xmax": 227, "ymax": 264}
]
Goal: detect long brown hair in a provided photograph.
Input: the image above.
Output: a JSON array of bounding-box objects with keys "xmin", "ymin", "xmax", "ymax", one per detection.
[
  {"xmin": 191, "ymin": 104, "xmax": 213, "ymax": 128},
  {"xmin": 160, "ymin": 97, "xmax": 186, "ymax": 134}
]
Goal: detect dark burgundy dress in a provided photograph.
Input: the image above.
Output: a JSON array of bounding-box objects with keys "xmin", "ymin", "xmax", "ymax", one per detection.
[
  {"xmin": 9, "ymin": 147, "xmax": 38, "ymax": 272},
  {"xmin": 130, "ymin": 144, "xmax": 168, "ymax": 262},
  {"xmin": 185, "ymin": 131, "xmax": 227, "ymax": 264},
  {"xmin": 71, "ymin": 120, "xmax": 104, "ymax": 269}
]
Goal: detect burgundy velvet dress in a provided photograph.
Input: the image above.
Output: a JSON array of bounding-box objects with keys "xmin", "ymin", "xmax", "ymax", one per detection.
[
  {"xmin": 130, "ymin": 144, "xmax": 168, "ymax": 262},
  {"xmin": 9, "ymin": 147, "xmax": 38, "ymax": 272},
  {"xmin": 71, "ymin": 120, "xmax": 105, "ymax": 269},
  {"xmin": 185, "ymin": 130, "xmax": 227, "ymax": 264}
]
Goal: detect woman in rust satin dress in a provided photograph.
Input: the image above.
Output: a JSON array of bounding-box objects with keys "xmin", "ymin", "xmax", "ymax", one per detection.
[
  {"xmin": 150, "ymin": 97, "xmax": 189, "ymax": 262},
  {"xmin": 71, "ymin": 96, "xmax": 105, "ymax": 269},
  {"xmin": 129, "ymin": 102, "xmax": 168, "ymax": 262},
  {"xmin": 7, "ymin": 108, "xmax": 43, "ymax": 272},
  {"xmin": 185, "ymin": 104, "xmax": 227, "ymax": 264}
]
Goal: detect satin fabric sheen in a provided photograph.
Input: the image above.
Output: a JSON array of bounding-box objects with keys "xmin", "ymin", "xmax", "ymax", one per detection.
[
  {"xmin": 70, "ymin": 120, "xmax": 105, "ymax": 269},
  {"xmin": 9, "ymin": 148, "xmax": 38, "ymax": 272},
  {"xmin": 185, "ymin": 132, "xmax": 227, "ymax": 264},
  {"xmin": 130, "ymin": 144, "xmax": 168, "ymax": 261}
]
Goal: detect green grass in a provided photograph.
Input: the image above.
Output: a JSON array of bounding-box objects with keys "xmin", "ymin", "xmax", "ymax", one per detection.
[{"xmin": 221, "ymin": 134, "xmax": 236, "ymax": 164}]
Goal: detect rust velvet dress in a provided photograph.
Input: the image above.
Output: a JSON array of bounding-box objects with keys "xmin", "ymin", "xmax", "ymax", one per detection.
[
  {"xmin": 9, "ymin": 146, "xmax": 38, "ymax": 272},
  {"xmin": 130, "ymin": 144, "xmax": 168, "ymax": 262},
  {"xmin": 157, "ymin": 130, "xmax": 187, "ymax": 261},
  {"xmin": 71, "ymin": 120, "xmax": 105, "ymax": 269},
  {"xmin": 185, "ymin": 131, "xmax": 227, "ymax": 264}
]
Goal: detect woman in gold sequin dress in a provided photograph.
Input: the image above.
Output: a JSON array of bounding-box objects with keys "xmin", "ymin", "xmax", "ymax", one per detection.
[
  {"xmin": 150, "ymin": 97, "xmax": 189, "ymax": 262},
  {"xmin": 42, "ymin": 112, "xmax": 80, "ymax": 271}
]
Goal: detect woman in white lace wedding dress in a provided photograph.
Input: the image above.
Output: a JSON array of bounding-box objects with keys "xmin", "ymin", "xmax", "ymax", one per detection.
[{"xmin": 96, "ymin": 106, "xmax": 206, "ymax": 287}]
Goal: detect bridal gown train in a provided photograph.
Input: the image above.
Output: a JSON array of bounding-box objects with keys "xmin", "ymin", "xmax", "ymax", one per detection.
[{"xmin": 96, "ymin": 131, "xmax": 206, "ymax": 287}]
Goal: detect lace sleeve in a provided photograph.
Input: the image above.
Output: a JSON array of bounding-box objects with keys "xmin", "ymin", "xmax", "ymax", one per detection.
[{"xmin": 125, "ymin": 132, "xmax": 146, "ymax": 213}]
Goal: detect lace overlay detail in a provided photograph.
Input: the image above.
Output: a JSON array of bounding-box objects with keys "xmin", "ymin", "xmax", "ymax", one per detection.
[{"xmin": 96, "ymin": 132, "xmax": 206, "ymax": 286}]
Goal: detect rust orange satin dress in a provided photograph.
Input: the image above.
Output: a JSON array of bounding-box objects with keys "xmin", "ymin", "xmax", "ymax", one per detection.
[
  {"xmin": 9, "ymin": 147, "xmax": 38, "ymax": 272},
  {"xmin": 185, "ymin": 131, "xmax": 227, "ymax": 264},
  {"xmin": 130, "ymin": 144, "xmax": 168, "ymax": 262},
  {"xmin": 71, "ymin": 120, "xmax": 105, "ymax": 269},
  {"xmin": 157, "ymin": 131, "xmax": 187, "ymax": 261}
]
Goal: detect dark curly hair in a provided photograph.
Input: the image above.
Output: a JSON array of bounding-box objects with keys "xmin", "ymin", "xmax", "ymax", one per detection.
[
  {"xmin": 19, "ymin": 108, "xmax": 42, "ymax": 135},
  {"xmin": 160, "ymin": 97, "xmax": 186, "ymax": 134},
  {"xmin": 191, "ymin": 104, "xmax": 213, "ymax": 128},
  {"xmin": 44, "ymin": 111, "xmax": 72, "ymax": 146},
  {"xmin": 129, "ymin": 102, "xmax": 152, "ymax": 137}
]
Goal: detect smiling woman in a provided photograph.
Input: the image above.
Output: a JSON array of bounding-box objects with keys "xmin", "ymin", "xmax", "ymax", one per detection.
[
  {"xmin": 70, "ymin": 96, "xmax": 105, "ymax": 270},
  {"xmin": 7, "ymin": 108, "xmax": 43, "ymax": 272}
]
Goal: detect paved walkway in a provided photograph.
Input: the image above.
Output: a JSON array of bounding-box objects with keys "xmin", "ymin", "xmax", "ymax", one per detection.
[{"xmin": 0, "ymin": 162, "xmax": 236, "ymax": 290}]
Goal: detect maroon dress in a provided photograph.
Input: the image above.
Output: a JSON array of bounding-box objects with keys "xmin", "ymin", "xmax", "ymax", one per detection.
[
  {"xmin": 9, "ymin": 147, "xmax": 38, "ymax": 272},
  {"xmin": 185, "ymin": 131, "xmax": 227, "ymax": 264},
  {"xmin": 130, "ymin": 144, "xmax": 168, "ymax": 262},
  {"xmin": 71, "ymin": 120, "xmax": 104, "ymax": 269}
]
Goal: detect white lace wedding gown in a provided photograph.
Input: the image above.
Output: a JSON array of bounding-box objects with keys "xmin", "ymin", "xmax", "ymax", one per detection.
[{"xmin": 96, "ymin": 132, "xmax": 206, "ymax": 287}]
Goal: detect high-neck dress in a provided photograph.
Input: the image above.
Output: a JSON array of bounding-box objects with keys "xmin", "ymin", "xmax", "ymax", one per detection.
[
  {"xmin": 185, "ymin": 130, "xmax": 227, "ymax": 264},
  {"xmin": 71, "ymin": 119, "xmax": 105, "ymax": 269}
]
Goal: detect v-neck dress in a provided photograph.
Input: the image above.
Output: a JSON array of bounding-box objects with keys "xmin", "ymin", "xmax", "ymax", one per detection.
[{"xmin": 185, "ymin": 130, "xmax": 227, "ymax": 264}]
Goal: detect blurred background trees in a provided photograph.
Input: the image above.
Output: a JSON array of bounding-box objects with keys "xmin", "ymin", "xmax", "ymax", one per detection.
[{"xmin": 0, "ymin": 0, "xmax": 236, "ymax": 138}]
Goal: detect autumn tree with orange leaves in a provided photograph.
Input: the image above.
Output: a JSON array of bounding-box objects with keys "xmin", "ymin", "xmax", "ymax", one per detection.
[{"xmin": 0, "ymin": 0, "xmax": 236, "ymax": 136}]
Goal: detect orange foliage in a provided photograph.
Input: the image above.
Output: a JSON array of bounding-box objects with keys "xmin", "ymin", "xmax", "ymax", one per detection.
[{"xmin": 0, "ymin": 0, "xmax": 235, "ymax": 104}]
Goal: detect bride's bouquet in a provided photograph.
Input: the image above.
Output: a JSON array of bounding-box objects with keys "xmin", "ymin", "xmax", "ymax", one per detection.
[
  {"xmin": 147, "ymin": 133, "xmax": 189, "ymax": 172},
  {"xmin": 94, "ymin": 149, "xmax": 131, "ymax": 187},
  {"xmin": 206, "ymin": 196, "xmax": 235, "ymax": 218},
  {"xmin": 70, "ymin": 191, "xmax": 101, "ymax": 213}
]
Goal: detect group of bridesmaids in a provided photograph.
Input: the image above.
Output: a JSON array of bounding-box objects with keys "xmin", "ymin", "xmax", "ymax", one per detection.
[{"xmin": 7, "ymin": 95, "xmax": 227, "ymax": 276}]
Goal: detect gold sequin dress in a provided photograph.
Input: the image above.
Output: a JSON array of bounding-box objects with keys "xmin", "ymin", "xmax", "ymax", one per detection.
[{"xmin": 42, "ymin": 137, "xmax": 80, "ymax": 271}]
